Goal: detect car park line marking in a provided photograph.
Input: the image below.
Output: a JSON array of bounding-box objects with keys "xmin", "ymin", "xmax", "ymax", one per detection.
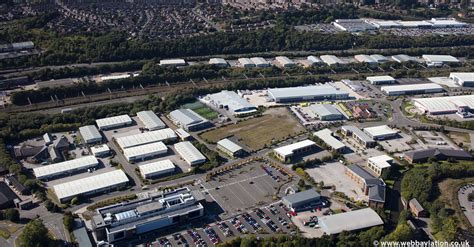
[
  {"xmin": 237, "ymin": 182, "xmax": 259, "ymax": 203},
  {"xmin": 205, "ymin": 173, "xmax": 268, "ymax": 190}
]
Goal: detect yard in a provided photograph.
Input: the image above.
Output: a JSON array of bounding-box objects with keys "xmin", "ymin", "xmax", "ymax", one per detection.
[
  {"xmin": 182, "ymin": 101, "xmax": 218, "ymax": 120},
  {"xmin": 200, "ymin": 108, "xmax": 305, "ymax": 151}
]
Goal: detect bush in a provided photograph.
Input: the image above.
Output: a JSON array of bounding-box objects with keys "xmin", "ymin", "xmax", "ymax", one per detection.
[{"xmin": 4, "ymin": 208, "xmax": 19, "ymax": 222}]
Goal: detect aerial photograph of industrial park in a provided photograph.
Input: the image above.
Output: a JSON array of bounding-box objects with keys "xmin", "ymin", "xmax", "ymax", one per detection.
[{"xmin": 0, "ymin": 0, "xmax": 473, "ymax": 246}]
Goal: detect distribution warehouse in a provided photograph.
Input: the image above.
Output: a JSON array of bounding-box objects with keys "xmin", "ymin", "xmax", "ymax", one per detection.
[
  {"xmin": 174, "ymin": 141, "xmax": 206, "ymax": 166},
  {"xmin": 79, "ymin": 125, "xmax": 102, "ymax": 144},
  {"xmin": 309, "ymin": 104, "xmax": 344, "ymax": 120},
  {"xmin": 320, "ymin": 55, "xmax": 343, "ymax": 66},
  {"xmin": 366, "ymin": 75, "xmax": 396, "ymax": 85},
  {"xmin": 381, "ymin": 83, "xmax": 444, "ymax": 96},
  {"xmin": 136, "ymin": 111, "xmax": 166, "ymax": 131},
  {"xmin": 116, "ymin": 128, "xmax": 177, "ymax": 150},
  {"xmin": 318, "ymin": 208, "xmax": 384, "ymax": 235},
  {"xmin": 169, "ymin": 109, "xmax": 211, "ymax": 131},
  {"xmin": 54, "ymin": 170, "xmax": 129, "ymax": 203},
  {"xmin": 33, "ymin": 156, "xmax": 99, "ymax": 180},
  {"xmin": 138, "ymin": 159, "xmax": 175, "ymax": 179},
  {"xmin": 123, "ymin": 142, "xmax": 168, "ymax": 162},
  {"xmin": 205, "ymin": 90, "xmax": 257, "ymax": 116},
  {"xmin": 96, "ymin": 115, "xmax": 133, "ymax": 130},
  {"xmin": 267, "ymin": 85, "xmax": 349, "ymax": 103},
  {"xmin": 412, "ymin": 95, "xmax": 474, "ymax": 115},
  {"xmin": 449, "ymin": 72, "xmax": 474, "ymax": 87}
]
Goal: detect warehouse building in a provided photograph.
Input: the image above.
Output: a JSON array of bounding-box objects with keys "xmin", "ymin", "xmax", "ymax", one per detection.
[
  {"xmin": 403, "ymin": 148, "xmax": 472, "ymax": 164},
  {"xmin": 54, "ymin": 170, "xmax": 129, "ymax": 203},
  {"xmin": 217, "ymin": 138, "xmax": 245, "ymax": 158},
  {"xmin": 116, "ymin": 128, "xmax": 177, "ymax": 150},
  {"xmin": 123, "ymin": 142, "xmax": 168, "ymax": 162},
  {"xmin": 267, "ymin": 85, "xmax": 349, "ymax": 103},
  {"xmin": 354, "ymin": 54, "xmax": 378, "ymax": 65},
  {"xmin": 174, "ymin": 141, "xmax": 206, "ymax": 166},
  {"xmin": 366, "ymin": 75, "xmax": 396, "ymax": 85},
  {"xmin": 309, "ymin": 104, "xmax": 344, "ymax": 121},
  {"xmin": 412, "ymin": 95, "xmax": 474, "ymax": 116},
  {"xmin": 92, "ymin": 187, "xmax": 204, "ymax": 243},
  {"xmin": 159, "ymin": 59, "xmax": 186, "ymax": 67},
  {"xmin": 205, "ymin": 90, "xmax": 257, "ymax": 116},
  {"xmin": 363, "ymin": 125, "xmax": 399, "ymax": 140},
  {"xmin": 307, "ymin": 56, "xmax": 323, "ymax": 65},
  {"xmin": 90, "ymin": 145, "xmax": 111, "ymax": 157},
  {"xmin": 250, "ymin": 57, "xmax": 270, "ymax": 67},
  {"xmin": 320, "ymin": 55, "xmax": 343, "ymax": 66},
  {"xmin": 137, "ymin": 111, "xmax": 166, "ymax": 131},
  {"xmin": 138, "ymin": 159, "xmax": 175, "ymax": 179},
  {"xmin": 367, "ymin": 155, "xmax": 393, "ymax": 177},
  {"xmin": 33, "ymin": 156, "xmax": 99, "ymax": 180},
  {"xmin": 381, "ymin": 83, "xmax": 444, "ymax": 96},
  {"xmin": 450, "ymin": 72, "xmax": 474, "ymax": 87},
  {"xmin": 345, "ymin": 164, "xmax": 386, "ymax": 208},
  {"xmin": 318, "ymin": 208, "xmax": 384, "ymax": 235},
  {"xmin": 96, "ymin": 115, "xmax": 133, "ymax": 130},
  {"xmin": 282, "ymin": 189, "xmax": 321, "ymax": 212},
  {"xmin": 341, "ymin": 126, "xmax": 376, "ymax": 148},
  {"xmin": 369, "ymin": 20, "xmax": 402, "ymax": 28},
  {"xmin": 275, "ymin": 56, "xmax": 296, "ymax": 68},
  {"xmin": 422, "ymin": 55, "xmax": 459, "ymax": 67},
  {"xmin": 370, "ymin": 54, "xmax": 389, "ymax": 63},
  {"xmin": 391, "ymin": 54, "xmax": 417, "ymax": 63},
  {"xmin": 79, "ymin": 125, "xmax": 102, "ymax": 144},
  {"xmin": 333, "ymin": 19, "xmax": 376, "ymax": 32},
  {"xmin": 313, "ymin": 129, "xmax": 346, "ymax": 152},
  {"xmin": 208, "ymin": 58, "xmax": 228, "ymax": 67},
  {"xmin": 428, "ymin": 18, "xmax": 468, "ymax": 28},
  {"xmin": 238, "ymin": 58, "xmax": 255, "ymax": 68},
  {"xmin": 174, "ymin": 128, "xmax": 191, "ymax": 141},
  {"xmin": 273, "ymin": 140, "xmax": 316, "ymax": 162},
  {"xmin": 169, "ymin": 109, "xmax": 211, "ymax": 131}
]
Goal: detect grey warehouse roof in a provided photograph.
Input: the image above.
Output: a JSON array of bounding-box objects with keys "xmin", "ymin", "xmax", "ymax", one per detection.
[
  {"xmin": 319, "ymin": 208, "xmax": 383, "ymax": 234},
  {"xmin": 169, "ymin": 109, "xmax": 208, "ymax": 127},
  {"xmin": 217, "ymin": 138, "xmax": 243, "ymax": 153},
  {"xmin": 207, "ymin": 91, "xmax": 257, "ymax": 114},
  {"xmin": 174, "ymin": 141, "xmax": 206, "ymax": 165},
  {"xmin": 268, "ymin": 85, "xmax": 348, "ymax": 100},
  {"xmin": 33, "ymin": 156, "xmax": 98, "ymax": 179},
  {"xmin": 342, "ymin": 126, "xmax": 374, "ymax": 144},
  {"xmin": 282, "ymin": 189, "xmax": 320, "ymax": 205},
  {"xmin": 310, "ymin": 104, "xmax": 342, "ymax": 117},
  {"xmin": 137, "ymin": 110, "xmax": 166, "ymax": 130},
  {"xmin": 79, "ymin": 125, "xmax": 102, "ymax": 142}
]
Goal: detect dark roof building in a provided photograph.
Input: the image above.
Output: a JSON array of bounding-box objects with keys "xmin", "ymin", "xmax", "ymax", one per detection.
[
  {"xmin": 0, "ymin": 182, "xmax": 18, "ymax": 209},
  {"xmin": 282, "ymin": 189, "xmax": 321, "ymax": 212},
  {"xmin": 6, "ymin": 176, "xmax": 28, "ymax": 195},
  {"xmin": 404, "ymin": 148, "xmax": 473, "ymax": 164}
]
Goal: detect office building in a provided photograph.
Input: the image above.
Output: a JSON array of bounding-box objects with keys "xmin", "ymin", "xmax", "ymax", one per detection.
[
  {"xmin": 363, "ymin": 125, "xmax": 399, "ymax": 140},
  {"xmin": 341, "ymin": 126, "xmax": 376, "ymax": 148},
  {"xmin": 282, "ymin": 189, "xmax": 321, "ymax": 212},
  {"xmin": 367, "ymin": 155, "xmax": 393, "ymax": 177},
  {"xmin": 273, "ymin": 140, "xmax": 316, "ymax": 162},
  {"xmin": 313, "ymin": 129, "xmax": 346, "ymax": 152}
]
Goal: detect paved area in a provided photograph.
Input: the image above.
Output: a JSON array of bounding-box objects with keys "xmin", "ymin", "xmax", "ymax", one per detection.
[{"xmin": 458, "ymin": 184, "xmax": 474, "ymax": 227}]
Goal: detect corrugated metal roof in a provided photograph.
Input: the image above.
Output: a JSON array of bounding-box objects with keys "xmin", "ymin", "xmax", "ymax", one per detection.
[
  {"xmin": 217, "ymin": 138, "xmax": 243, "ymax": 153},
  {"xmin": 96, "ymin": 115, "xmax": 132, "ymax": 130},
  {"xmin": 207, "ymin": 91, "xmax": 256, "ymax": 114},
  {"xmin": 116, "ymin": 128, "xmax": 176, "ymax": 149},
  {"xmin": 381, "ymin": 83, "xmax": 443, "ymax": 94},
  {"xmin": 79, "ymin": 125, "xmax": 102, "ymax": 142},
  {"xmin": 274, "ymin": 140, "xmax": 316, "ymax": 157},
  {"xmin": 137, "ymin": 111, "xmax": 166, "ymax": 130},
  {"xmin": 413, "ymin": 95, "xmax": 474, "ymax": 113},
  {"xmin": 33, "ymin": 156, "xmax": 98, "ymax": 179},
  {"xmin": 319, "ymin": 208, "xmax": 384, "ymax": 234},
  {"xmin": 363, "ymin": 125, "xmax": 398, "ymax": 138},
  {"xmin": 54, "ymin": 170, "xmax": 129, "ymax": 200},
  {"xmin": 174, "ymin": 141, "xmax": 206, "ymax": 165},
  {"xmin": 366, "ymin": 75, "xmax": 395, "ymax": 82},
  {"xmin": 368, "ymin": 155, "xmax": 393, "ymax": 169},
  {"xmin": 123, "ymin": 142, "xmax": 168, "ymax": 160},
  {"xmin": 169, "ymin": 109, "xmax": 207, "ymax": 127},
  {"xmin": 268, "ymin": 85, "xmax": 349, "ymax": 100},
  {"xmin": 310, "ymin": 104, "xmax": 342, "ymax": 117},
  {"xmin": 139, "ymin": 159, "xmax": 175, "ymax": 176},
  {"xmin": 282, "ymin": 189, "xmax": 320, "ymax": 204},
  {"xmin": 342, "ymin": 126, "xmax": 374, "ymax": 143}
]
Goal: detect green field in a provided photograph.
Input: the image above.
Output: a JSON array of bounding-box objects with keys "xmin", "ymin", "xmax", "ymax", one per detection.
[
  {"xmin": 200, "ymin": 108, "xmax": 305, "ymax": 151},
  {"xmin": 182, "ymin": 101, "xmax": 218, "ymax": 120}
]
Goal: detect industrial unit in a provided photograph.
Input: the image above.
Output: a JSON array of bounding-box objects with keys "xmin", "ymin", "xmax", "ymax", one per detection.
[
  {"xmin": 412, "ymin": 95, "xmax": 474, "ymax": 116},
  {"xmin": 307, "ymin": 56, "xmax": 323, "ymax": 65},
  {"xmin": 320, "ymin": 55, "xmax": 343, "ymax": 66},
  {"xmin": 309, "ymin": 104, "xmax": 344, "ymax": 121},
  {"xmin": 281, "ymin": 189, "xmax": 321, "ymax": 212},
  {"xmin": 422, "ymin": 55, "xmax": 459, "ymax": 67},
  {"xmin": 216, "ymin": 138, "xmax": 245, "ymax": 158},
  {"xmin": 367, "ymin": 155, "xmax": 393, "ymax": 177},
  {"xmin": 116, "ymin": 128, "xmax": 177, "ymax": 150},
  {"xmin": 138, "ymin": 160, "xmax": 175, "ymax": 179},
  {"xmin": 318, "ymin": 208, "xmax": 384, "ymax": 235},
  {"xmin": 43, "ymin": 133, "xmax": 53, "ymax": 145},
  {"xmin": 79, "ymin": 125, "xmax": 102, "ymax": 144},
  {"xmin": 333, "ymin": 19, "xmax": 376, "ymax": 32},
  {"xmin": 208, "ymin": 58, "xmax": 228, "ymax": 67},
  {"xmin": 174, "ymin": 128, "xmax": 191, "ymax": 141},
  {"xmin": 250, "ymin": 57, "xmax": 270, "ymax": 67},
  {"xmin": 391, "ymin": 54, "xmax": 417, "ymax": 63},
  {"xmin": 90, "ymin": 145, "xmax": 111, "ymax": 157},
  {"xmin": 354, "ymin": 54, "xmax": 378, "ymax": 65},
  {"xmin": 267, "ymin": 85, "xmax": 349, "ymax": 103},
  {"xmin": 238, "ymin": 58, "xmax": 255, "ymax": 68},
  {"xmin": 370, "ymin": 54, "xmax": 389, "ymax": 63},
  {"xmin": 54, "ymin": 169, "xmax": 129, "ymax": 203},
  {"xmin": 366, "ymin": 75, "xmax": 396, "ymax": 85},
  {"xmin": 381, "ymin": 83, "xmax": 444, "ymax": 96},
  {"xmin": 341, "ymin": 126, "xmax": 376, "ymax": 148},
  {"xmin": 136, "ymin": 111, "xmax": 166, "ymax": 131},
  {"xmin": 92, "ymin": 187, "xmax": 204, "ymax": 243},
  {"xmin": 168, "ymin": 109, "xmax": 211, "ymax": 131},
  {"xmin": 159, "ymin": 59, "xmax": 186, "ymax": 66},
  {"xmin": 174, "ymin": 141, "xmax": 206, "ymax": 166},
  {"xmin": 273, "ymin": 140, "xmax": 316, "ymax": 162},
  {"xmin": 123, "ymin": 142, "xmax": 168, "ymax": 162},
  {"xmin": 363, "ymin": 125, "xmax": 399, "ymax": 140},
  {"xmin": 450, "ymin": 72, "xmax": 474, "ymax": 87},
  {"xmin": 96, "ymin": 115, "xmax": 133, "ymax": 130},
  {"xmin": 313, "ymin": 129, "xmax": 346, "ymax": 152},
  {"xmin": 33, "ymin": 156, "xmax": 99, "ymax": 180},
  {"xmin": 205, "ymin": 90, "xmax": 257, "ymax": 116},
  {"xmin": 275, "ymin": 56, "xmax": 296, "ymax": 68}
]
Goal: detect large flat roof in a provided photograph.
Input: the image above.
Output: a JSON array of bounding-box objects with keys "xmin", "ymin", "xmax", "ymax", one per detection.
[
  {"xmin": 366, "ymin": 75, "xmax": 395, "ymax": 82},
  {"xmin": 282, "ymin": 189, "xmax": 320, "ymax": 204},
  {"xmin": 217, "ymin": 138, "xmax": 243, "ymax": 153},
  {"xmin": 159, "ymin": 59, "xmax": 186, "ymax": 66},
  {"xmin": 54, "ymin": 170, "xmax": 129, "ymax": 200},
  {"xmin": 96, "ymin": 115, "xmax": 132, "ymax": 130},
  {"xmin": 268, "ymin": 85, "xmax": 348, "ymax": 100},
  {"xmin": 364, "ymin": 125, "xmax": 398, "ymax": 138},
  {"xmin": 320, "ymin": 55, "xmax": 342, "ymax": 65},
  {"xmin": 79, "ymin": 125, "xmax": 102, "ymax": 142},
  {"xmin": 206, "ymin": 91, "xmax": 256, "ymax": 114},
  {"xmin": 139, "ymin": 159, "xmax": 175, "ymax": 176},
  {"xmin": 450, "ymin": 72, "xmax": 474, "ymax": 83},
  {"xmin": 319, "ymin": 208, "xmax": 384, "ymax": 234},
  {"xmin": 274, "ymin": 140, "xmax": 315, "ymax": 157},
  {"xmin": 313, "ymin": 129, "xmax": 346, "ymax": 150},
  {"xmin": 368, "ymin": 155, "xmax": 393, "ymax": 169},
  {"xmin": 310, "ymin": 104, "xmax": 342, "ymax": 117},
  {"xmin": 342, "ymin": 125, "xmax": 374, "ymax": 143},
  {"xmin": 116, "ymin": 128, "xmax": 176, "ymax": 149},
  {"xmin": 169, "ymin": 109, "xmax": 208, "ymax": 127},
  {"xmin": 413, "ymin": 95, "xmax": 474, "ymax": 113},
  {"xmin": 422, "ymin": 55, "xmax": 459, "ymax": 63},
  {"xmin": 33, "ymin": 156, "xmax": 98, "ymax": 179},
  {"xmin": 381, "ymin": 83, "xmax": 444, "ymax": 93},
  {"xmin": 137, "ymin": 111, "xmax": 166, "ymax": 130},
  {"xmin": 174, "ymin": 141, "xmax": 206, "ymax": 165},
  {"xmin": 123, "ymin": 142, "xmax": 167, "ymax": 159}
]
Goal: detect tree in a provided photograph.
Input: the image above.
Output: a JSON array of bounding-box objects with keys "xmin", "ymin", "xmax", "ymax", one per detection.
[
  {"xmin": 70, "ymin": 197, "xmax": 79, "ymax": 205},
  {"xmin": 298, "ymin": 179, "xmax": 306, "ymax": 189},
  {"xmin": 4, "ymin": 208, "xmax": 19, "ymax": 222},
  {"xmin": 63, "ymin": 212, "xmax": 74, "ymax": 232},
  {"xmin": 18, "ymin": 219, "xmax": 51, "ymax": 247}
]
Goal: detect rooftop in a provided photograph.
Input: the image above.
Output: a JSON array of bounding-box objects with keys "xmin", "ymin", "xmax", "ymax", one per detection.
[
  {"xmin": 136, "ymin": 111, "xmax": 166, "ymax": 130},
  {"xmin": 366, "ymin": 75, "xmax": 395, "ymax": 82},
  {"xmin": 274, "ymin": 139, "xmax": 316, "ymax": 157},
  {"xmin": 217, "ymin": 138, "xmax": 243, "ymax": 153},
  {"xmin": 319, "ymin": 208, "xmax": 384, "ymax": 235},
  {"xmin": 381, "ymin": 83, "xmax": 444, "ymax": 93},
  {"xmin": 169, "ymin": 109, "xmax": 208, "ymax": 127},
  {"xmin": 268, "ymin": 85, "xmax": 349, "ymax": 100},
  {"xmin": 174, "ymin": 141, "xmax": 206, "ymax": 165},
  {"xmin": 79, "ymin": 125, "xmax": 102, "ymax": 142},
  {"xmin": 363, "ymin": 125, "xmax": 398, "ymax": 138},
  {"xmin": 206, "ymin": 90, "xmax": 256, "ymax": 114},
  {"xmin": 139, "ymin": 160, "xmax": 175, "ymax": 176},
  {"xmin": 282, "ymin": 189, "xmax": 320, "ymax": 205},
  {"xmin": 33, "ymin": 156, "xmax": 98, "ymax": 179},
  {"xmin": 342, "ymin": 126, "xmax": 374, "ymax": 144},
  {"xmin": 310, "ymin": 104, "xmax": 343, "ymax": 117},
  {"xmin": 96, "ymin": 115, "xmax": 132, "ymax": 129},
  {"xmin": 413, "ymin": 95, "xmax": 474, "ymax": 113},
  {"xmin": 368, "ymin": 155, "xmax": 393, "ymax": 169},
  {"xmin": 116, "ymin": 128, "xmax": 176, "ymax": 149},
  {"xmin": 123, "ymin": 142, "xmax": 168, "ymax": 159},
  {"xmin": 422, "ymin": 55, "xmax": 459, "ymax": 63},
  {"xmin": 313, "ymin": 129, "xmax": 346, "ymax": 150}
]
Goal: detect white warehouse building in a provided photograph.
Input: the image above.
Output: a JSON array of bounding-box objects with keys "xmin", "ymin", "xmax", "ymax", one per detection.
[
  {"xmin": 205, "ymin": 90, "xmax": 257, "ymax": 116},
  {"xmin": 381, "ymin": 83, "xmax": 444, "ymax": 96},
  {"xmin": 209, "ymin": 58, "xmax": 228, "ymax": 67},
  {"xmin": 366, "ymin": 75, "xmax": 396, "ymax": 85},
  {"xmin": 320, "ymin": 55, "xmax": 343, "ymax": 66},
  {"xmin": 238, "ymin": 58, "xmax": 255, "ymax": 68},
  {"xmin": 275, "ymin": 56, "xmax": 296, "ymax": 68},
  {"xmin": 174, "ymin": 141, "xmax": 206, "ymax": 166},
  {"xmin": 33, "ymin": 155, "xmax": 99, "ymax": 180},
  {"xmin": 138, "ymin": 159, "xmax": 175, "ymax": 179},
  {"xmin": 412, "ymin": 95, "xmax": 474, "ymax": 115},
  {"xmin": 169, "ymin": 109, "xmax": 211, "ymax": 131},
  {"xmin": 137, "ymin": 110, "xmax": 166, "ymax": 131},
  {"xmin": 123, "ymin": 142, "xmax": 168, "ymax": 162},
  {"xmin": 96, "ymin": 115, "xmax": 133, "ymax": 130},
  {"xmin": 450, "ymin": 72, "xmax": 474, "ymax": 87},
  {"xmin": 354, "ymin": 54, "xmax": 378, "ymax": 65},
  {"xmin": 274, "ymin": 140, "xmax": 316, "ymax": 162},
  {"xmin": 267, "ymin": 85, "xmax": 349, "ymax": 103},
  {"xmin": 116, "ymin": 128, "xmax": 177, "ymax": 150},
  {"xmin": 250, "ymin": 57, "xmax": 271, "ymax": 67},
  {"xmin": 79, "ymin": 125, "xmax": 102, "ymax": 144},
  {"xmin": 159, "ymin": 59, "xmax": 186, "ymax": 66},
  {"xmin": 363, "ymin": 125, "xmax": 399, "ymax": 140}
]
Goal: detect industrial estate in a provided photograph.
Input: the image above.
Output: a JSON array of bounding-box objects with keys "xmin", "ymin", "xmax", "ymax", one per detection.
[{"xmin": 1, "ymin": 1, "xmax": 474, "ymax": 247}]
